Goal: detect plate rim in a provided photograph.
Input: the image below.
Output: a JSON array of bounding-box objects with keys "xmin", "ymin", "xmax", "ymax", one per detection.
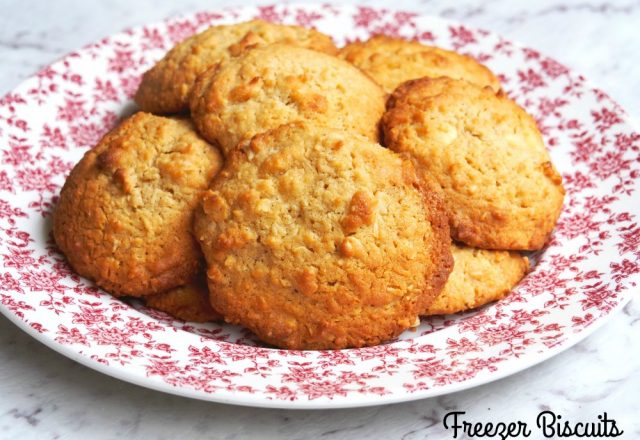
[{"xmin": 1, "ymin": 292, "xmax": 634, "ymax": 409}]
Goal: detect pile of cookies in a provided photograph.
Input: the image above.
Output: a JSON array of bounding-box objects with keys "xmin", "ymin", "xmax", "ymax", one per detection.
[{"xmin": 53, "ymin": 20, "xmax": 564, "ymax": 350}]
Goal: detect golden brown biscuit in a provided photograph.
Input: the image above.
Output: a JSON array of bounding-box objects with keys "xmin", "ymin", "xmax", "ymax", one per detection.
[
  {"xmin": 135, "ymin": 20, "xmax": 337, "ymax": 114},
  {"xmin": 145, "ymin": 275, "xmax": 221, "ymax": 322},
  {"xmin": 339, "ymin": 35, "xmax": 500, "ymax": 93},
  {"xmin": 53, "ymin": 112, "xmax": 224, "ymax": 297},
  {"xmin": 194, "ymin": 122, "xmax": 452, "ymax": 350},
  {"xmin": 382, "ymin": 77, "xmax": 565, "ymax": 250},
  {"xmin": 424, "ymin": 244, "xmax": 529, "ymax": 315},
  {"xmin": 190, "ymin": 44, "xmax": 386, "ymax": 154}
]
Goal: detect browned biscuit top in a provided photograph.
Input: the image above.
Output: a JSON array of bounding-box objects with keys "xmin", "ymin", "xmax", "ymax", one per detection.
[
  {"xmin": 339, "ymin": 35, "xmax": 500, "ymax": 93},
  {"xmin": 382, "ymin": 77, "xmax": 565, "ymax": 250},
  {"xmin": 53, "ymin": 112, "xmax": 224, "ymax": 297},
  {"xmin": 135, "ymin": 20, "xmax": 337, "ymax": 114},
  {"xmin": 424, "ymin": 244, "xmax": 529, "ymax": 315},
  {"xmin": 194, "ymin": 122, "xmax": 452, "ymax": 350},
  {"xmin": 189, "ymin": 43, "xmax": 386, "ymax": 154}
]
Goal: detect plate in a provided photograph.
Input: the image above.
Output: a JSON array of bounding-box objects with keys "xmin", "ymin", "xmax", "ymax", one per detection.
[{"xmin": 0, "ymin": 3, "xmax": 638, "ymax": 409}]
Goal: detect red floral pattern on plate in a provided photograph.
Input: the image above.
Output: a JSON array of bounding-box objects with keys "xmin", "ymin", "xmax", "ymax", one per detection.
[{"xmin": 0, "ymin": 4, "xmax": 637, "ymax": 409}]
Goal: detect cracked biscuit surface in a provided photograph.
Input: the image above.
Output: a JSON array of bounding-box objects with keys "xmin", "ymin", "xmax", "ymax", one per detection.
[
  {"xmin": 194, "ymin": 122, "xmax": 452, "ymax": 349},
  {"xmin": 53, "ymin": 112, "xmax": 224, "ymax": 297},
  {"xmin": 382, "ymin": 77, "xmax": 565, "ymax": 250},
  {"xmin": 190, "ymin": 44, "xmax": 386, "ymax": 154},
  {"xmin": 424, "ymin": 244, "xmax": 529, "ymax": 315},
  {"xmin": 339, "ymin": 35, "xmax": 500, "ymax": 93},
  {"xmin": 135, "ymin": 20, "xmax": 337, "ymax": 114}
]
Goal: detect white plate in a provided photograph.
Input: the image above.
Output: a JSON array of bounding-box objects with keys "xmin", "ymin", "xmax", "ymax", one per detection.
[{"xmin": 0, "ymin": 3, "xmax": 637, "ymax": 408}]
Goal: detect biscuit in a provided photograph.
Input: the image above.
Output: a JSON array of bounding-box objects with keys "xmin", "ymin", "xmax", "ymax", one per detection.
[
  {"xmin": 135, "ymin": 20, "xmax": 337, "ymax": 114},
  {"xmin": 145, "ymin": 275, "xmax": 221, "ymax": 322},
  {"xmin": 53, "ymin": 112, "xmax": 224, "ymax": 297},
  {"xmin": 194, "ymin": 122, "xmax": 452, "ymax": 350},
  {"xmin": 382, "ymin": 77, "xmax": 565, "ymax": 250},
  {"xmin": 424, "ymin": 244, "xmax": 528, "ymax": 315},
  {"xmin": 339, "ymin": 35, "xmax": 500, "ymax": 93},
  {"xmin": 190, "ymin": 44, "xmax": 386, "ymax": 154}
]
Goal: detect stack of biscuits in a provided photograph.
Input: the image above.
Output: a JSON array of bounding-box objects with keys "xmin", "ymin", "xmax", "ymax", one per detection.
[{"xmin": 53, "ymin": 20, "xmax": 565, "ymax": 350}]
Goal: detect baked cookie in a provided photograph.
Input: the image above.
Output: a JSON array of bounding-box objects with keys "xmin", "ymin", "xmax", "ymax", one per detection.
[
  {"xmin": 53, "ymin": 112, "xmax": 224, "ymax": 297},
  {"xmin": 382, "ymin": 77, "xmax": 565, "ymax": 250},
  {"xmin": 339, "ymin": 35, "xmax": 500, "ymax": 93},
  {"xmin": 194, "ymin": 122, "xmax": 452, "ymax": 349},
  {"xmin": 190, "ymin": 44, "xmax": 386, "ymax": 154},
  {"xmin": 135, "ymin": 20, "xmax": 337, "ymax": 114},
  {"xmin": 145, "ymin": 275, "xmax": 221, "ymax": 322},
  {"xmin": 424, "ymin": 244, "xmax": 529, "ymax": 315}
]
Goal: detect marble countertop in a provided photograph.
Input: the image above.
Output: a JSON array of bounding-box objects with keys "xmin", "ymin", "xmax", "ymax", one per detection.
[{"xmin": 0, "ymin": 0, "xmax": 638, "ymax": 439}]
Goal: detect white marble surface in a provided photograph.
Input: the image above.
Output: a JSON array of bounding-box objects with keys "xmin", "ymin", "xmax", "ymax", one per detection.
[{"xmin": 0, "ymin": 0, "xmax": 639, "ymax": 439}]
